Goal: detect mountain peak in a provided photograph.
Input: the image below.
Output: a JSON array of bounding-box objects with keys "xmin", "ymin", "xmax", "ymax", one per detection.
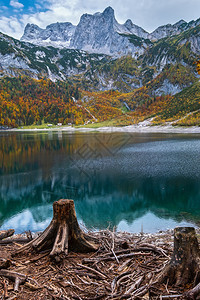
[
  {"xmin": 20, "ymin": 7, "xmax": 200, "ymax": 56},
  {"xmin": 174, "ymin": 19, "xmax": 187, "ymax": 27},
  {"xmin": 124, "ymin": 19, "xmax": 133, "ymax": 29},
  {"xmin": 25, "ymin": 23, "xmax": 42, "ymax": 31},
  {"xmin": 102, "ymin": 6, "xmax": 115, "ymax": 17},
  {"xmin": 21, "ymin": 23, "xmax": 42, "ymax": 41}
]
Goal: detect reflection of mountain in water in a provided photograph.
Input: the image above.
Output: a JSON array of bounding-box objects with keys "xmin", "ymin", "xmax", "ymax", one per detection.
[
  {"xmin": 1, "ymin": 167, "xmax": 200, "ymax": 231},
  {"xmin": 1, "ymin": 132, "xmax": 200, "ymax": 232}
]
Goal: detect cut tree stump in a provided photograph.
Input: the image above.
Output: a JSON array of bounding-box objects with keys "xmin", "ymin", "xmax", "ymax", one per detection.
[
  {"xmin": 14, "ymin": 199, "xmax": 99, "ymax": 259},
  {"xmin": 158, "ymin": 227, "xmax": 200, "ymax": 287}
]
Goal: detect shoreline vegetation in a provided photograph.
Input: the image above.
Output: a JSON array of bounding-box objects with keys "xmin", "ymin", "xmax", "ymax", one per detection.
[{"xmin": 2, "ymin": 122, "xmax": 200, "ymax": 134}]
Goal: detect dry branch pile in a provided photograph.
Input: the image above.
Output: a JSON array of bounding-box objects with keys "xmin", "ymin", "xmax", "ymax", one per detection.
[
  {"xmin": 0, "ymin": 228, "xmax": 199, "ymax": 300},
  {"xmin": 0, "ymin": 200, "xmax": 199, "ymax": 300}
]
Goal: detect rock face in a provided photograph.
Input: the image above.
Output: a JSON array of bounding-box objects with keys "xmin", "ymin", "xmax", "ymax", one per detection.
[
  {"xmin": 149, "ymin": 19, "xmax": 200, "ymax": 40},
  {"xmin": 21, "ymin": 22, "xmax": 76, "ymax": 47},
  {"xmin": 20, "ymin": 7, "xmax": 150, "ymax": 56},
  {"xmin": 20, "ymin": 6, "xmax": 200, "ymax": 56},
  {"xmin": 70, "ymin": 7, "xmax": 149, "ymax": 56},
  {"xmin": 122, "ymin": 19, "xmax": 148, "ymax": 38},
  {"xmin": 1, "ymin": 7, "xmax": 200, "ymax": 94},
  {"xmin": 20, "ymin": 7, "xmax": 200, "ymax": 56}
]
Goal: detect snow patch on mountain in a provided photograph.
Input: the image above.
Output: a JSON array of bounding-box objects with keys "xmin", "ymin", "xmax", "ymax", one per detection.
[
  {"xmin": 35, "ymin": 51, "xmax": 46, "ymax": 60},
  {"xmin": 0, "ymin": 53, "xmax": 31, "ymax": 70}
]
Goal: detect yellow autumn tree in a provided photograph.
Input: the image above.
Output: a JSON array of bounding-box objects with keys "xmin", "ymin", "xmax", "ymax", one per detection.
[{"xmin": 196, "ymin": 60, "xmax": 200, "ymax": 75}]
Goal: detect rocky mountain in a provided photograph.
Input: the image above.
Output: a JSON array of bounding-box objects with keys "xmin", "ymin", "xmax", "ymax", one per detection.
[
  {"xmin": 1, "ymin": 11, "xmax": 200, "ymax": 128},
  {"xmin": 21, "ymin": 7, "xmax": 200, "ymax": 57},
  {"xmin": 149, "ymin": 18, "xmax": 200, "ymax": 40},
  {"xmin": 1, "ymin": 19, "xmax": 200, "ymax": 95},
  {"xmin": 21, "ymin": 22, "xmax": 76, "ymax": 48},
  {"xmin": 0, "ymin": 31, "xmax": 111, "ymax": 81},
  {"xmin": 0, "ymin": 5, "xmax": 200, "ymax": 101},
  {"xmin": 69, "ymin": 7, "xmax": 150, "ymax": 56},
  {"xmin": 21, "ymin": 7, "xmax": 151, "ymax": 57}
]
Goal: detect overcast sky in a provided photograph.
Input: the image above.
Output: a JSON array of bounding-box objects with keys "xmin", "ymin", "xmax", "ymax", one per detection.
[{"xmin": 0, "ymin": 0, "xmax": 200, "ymax": 39}]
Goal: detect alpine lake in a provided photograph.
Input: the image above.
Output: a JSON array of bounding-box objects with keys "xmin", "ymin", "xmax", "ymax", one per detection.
[{"xmin": 0, "ymin": 130, "xmax": 200, "ymax": 234}]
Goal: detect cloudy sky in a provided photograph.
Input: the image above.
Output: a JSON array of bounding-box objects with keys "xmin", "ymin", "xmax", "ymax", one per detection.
[{"xmin": 0, "ymin": 0, "xmax": 200, "ymax": 39}]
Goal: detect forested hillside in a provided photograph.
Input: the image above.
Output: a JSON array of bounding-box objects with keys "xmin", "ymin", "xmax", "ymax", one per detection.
[
  {"xmin": 0, "ymin": 16, "xmax": 200, "ymax": 128},
  {"xmin": 0, "ymin": 77, "xmax": 125, "ymax": 127},
  {"xmin": 0, "ymin": 77, "xmax": 85, "ymax": 127}
]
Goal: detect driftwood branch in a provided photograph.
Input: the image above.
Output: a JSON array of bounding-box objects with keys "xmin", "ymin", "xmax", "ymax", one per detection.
[
  {"xmin": 0, "ymin": 269, "xmax": 27, "ymax": 291},
  {"xmin": 3, "ymin": 278, "xmax": 8, "ymax": 298},
  {"xmin": 0, "ymin": 229, "xmax": 14, "ymax": 240},
  {"xmin": 184, "ymin": 282, "xmax": 200, "ymax": 299}
]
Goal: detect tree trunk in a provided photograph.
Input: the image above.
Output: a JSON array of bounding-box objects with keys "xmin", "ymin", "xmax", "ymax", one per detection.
[
  {"xmin": 14, "ymin": 199, "xmax": 98, "ymax": 259},
  {"xmin": 158, "ymin": 227, "xmax": 200, "ymax": 287}
]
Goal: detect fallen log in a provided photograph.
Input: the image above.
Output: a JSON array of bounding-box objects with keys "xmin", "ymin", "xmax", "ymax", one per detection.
[
  {"xmin": 0, "ymin": 237, "xmax": 30, "ymax": 245},
  {"xmin": 14, "ymin": 199, "xmax": 99, "ymax": 259},
  {"xmin": 157, "ymin": 227, "xmax": 200, "ymax": 286}
]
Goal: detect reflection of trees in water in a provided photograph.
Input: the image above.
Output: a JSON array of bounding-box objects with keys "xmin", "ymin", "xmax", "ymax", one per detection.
[
  {"xmin": 1, "ymin": 132, "xmax": 200, "ymax": 231},
  {"xmin": 0, "ymin": 131, "xmax": 171, "ymax": 175},
  {"xmin": 75, "ymin": 177, "xmax": 200, "ymax": 229},
  {"xmin": 0, "ymin": 132, "xmax": 77, "ymax": 175}
]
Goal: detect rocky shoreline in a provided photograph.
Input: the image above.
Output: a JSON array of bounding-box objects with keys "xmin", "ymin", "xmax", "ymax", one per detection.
[{"xmin": 2, "ymin": 124, "xmax": 200, "ymax": 134}]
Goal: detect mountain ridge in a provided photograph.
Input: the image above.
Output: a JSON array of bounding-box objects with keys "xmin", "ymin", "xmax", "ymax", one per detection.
[
  {"xmin": 0, "ymin": 7, "xmax": 200, "ymax": 128},
  {"xmin": 21, "ymin": 6, "xmax": 200, "ymax": 57}
]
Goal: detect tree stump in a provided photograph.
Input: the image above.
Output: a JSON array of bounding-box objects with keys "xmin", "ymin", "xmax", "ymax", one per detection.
[
  {"xmin": 158, "ymin": 227, "xmax": 200, "ymax": 286},
  {"xmin": 14, "ymin": 199, "xmax": 99, "ymax": 259}
]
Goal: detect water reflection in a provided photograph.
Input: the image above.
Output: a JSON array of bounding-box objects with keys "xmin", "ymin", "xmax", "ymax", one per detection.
[{"xmin": 0, "ymin": 131, "xmax": 200, "ymax": 233}]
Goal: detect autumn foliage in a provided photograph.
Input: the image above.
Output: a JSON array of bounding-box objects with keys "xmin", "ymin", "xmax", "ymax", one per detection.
[
  {"xmin": 0, "ymin": 76, "xmax": 90, "ymax": 127},
  {"xmin": 196, "ymin": 60, "xmax": 200, "ymax": 75},
  {"xmin": 0, "ymin": 77, "xmax": 126, "ymax": 128},
  {"xmin": 0, "ymin": 62, "xmax": 200, "ymax": 129}
]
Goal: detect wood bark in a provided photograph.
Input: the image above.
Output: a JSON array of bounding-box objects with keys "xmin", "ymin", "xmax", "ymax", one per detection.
[
  {"xmin": 14, "ymin": 199, "xmax": 98, "ymax": 259},
  {"xmin": 158, "ymin": 227, "xmax": 200, "ymax": 287}
]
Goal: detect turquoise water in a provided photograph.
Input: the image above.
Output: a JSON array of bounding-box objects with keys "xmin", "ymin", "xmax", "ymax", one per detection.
[{"xmin": 0, "ymin": 131, "xmax": 200, "ymax": 233}]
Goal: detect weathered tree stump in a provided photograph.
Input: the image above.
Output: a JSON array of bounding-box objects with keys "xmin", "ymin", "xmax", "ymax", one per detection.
[
  {"xmin": 158, "ymin": 227, "xmax": 200, "ymax": 287},
  {"xmin": 14, "ymin": 199, "xmax": 99, "ymax": 259}
]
